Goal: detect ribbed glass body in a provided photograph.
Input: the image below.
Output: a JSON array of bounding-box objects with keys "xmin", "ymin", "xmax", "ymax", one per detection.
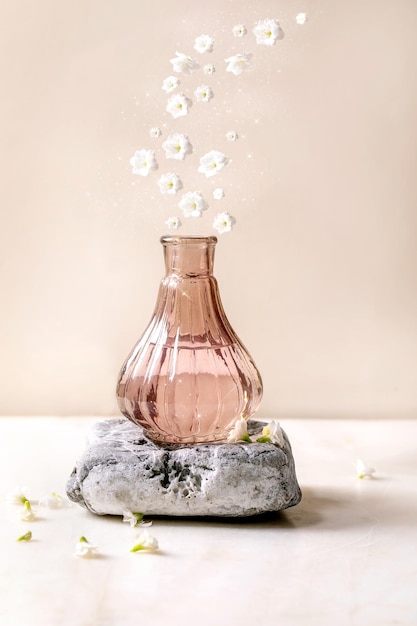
[{"xmin": 116, "ymin": 236, "xmax": 263, "ymax": 444}]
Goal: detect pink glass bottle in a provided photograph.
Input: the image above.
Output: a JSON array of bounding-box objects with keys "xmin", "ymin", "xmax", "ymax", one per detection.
[{"xmin": 116, "ymin": 236, "xmax": 263, "ymax": 444}]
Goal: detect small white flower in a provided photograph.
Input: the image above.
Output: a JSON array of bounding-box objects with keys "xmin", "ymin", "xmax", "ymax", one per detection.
[
  {"xmin": 74, "ymin": 536, "xmax": 98, "ymax": 558},
  {"xmin": 195, "ymin": 85, "xmax": 214, "ymax": 103},
  {"xmin": 198, "ymin": 150, "xmax": 228, "ymax": 178},
  {"xmin": 233, "ymin": 24, "xmax": 247, "ymax": 38},
  {"xmin": 130, "ymin": 530, "xmax": 159, "ymax": 553},
  {"xmin": 130, "ymin": 149, "xmax": 158, "ymax": 176},
  {"xmin": 6, "ymin": 487, "xmax": 30, "ymax": 506},
  {"xmin": 17, "ymin": 531, "xmax": 32, "ymax": 542},
  {"xmin": 225, "ymin": 53, "xmax": 252, "ymax": 76},
  {"xmin": 166, "ymin": 92, "xmax": 192, "ymax": 118},
  {"xmin": 258, "ymin": 421, "xmax": 285, "ymax": 447},
  {"xmin": 122, "ymin": 510, "xmax": 153, "ymax": 528},
  {"xmin": 203, "ymin": 64, "xmax": 215, "ymax": 75},
  {"xmin": 170, "ymin": 51, "xmax": 199, "ymax": 75},
  {"xmin": 149, "ymin": 127, "xmax": 162, "ymax": 138},
  {"xmin": 157, "ymin": 172, "xmax": 182, "ymax": 195},
  {"xmin": 194, "ymin": 34, "xmax": 214, "ymax": 54},
  {"xmin": 213, "ymin": 188, "xmax": 225, "ymax": 200},
  {"xmin": 20, "ymin": 500, "xmax": 37, "ymax": 522},
  {"xmin": 227, "ymin": 417, "xmax": 251, "ymax": 443},
  {"xmin": 39, "ymin": 492, "xmax": 69, "ymax": 509},
  {"xmin": 162, "ymin": 75, "xmax": 180, "ymax": 93},
  {"xmin": 357, "ymin": 459, "xmax": 376, "ymax": 479},
  {"xmin": 226, "ymin": 130, "xmax": 238, "ymax": 142},
  {"xmin": 166, "ymin": 216, "xmax": 182, "ymax": 230},
  {"xmin": 253, "ymin": 18, "xmax": 284, "ymax": 46},
  {"xmin": 296, "ymin": 13, "xmax": 308, "ymax": 25},
  {"xmin": 213, "ymin": 211, "xmax": 236, "ymax": 234},
  {"xmin": 179, "ymin": 191, "xmax": 208, "ymax": 218},
  {"xmin": 162, "ymin": 133, "xmax": 193, "ymax": 161}
]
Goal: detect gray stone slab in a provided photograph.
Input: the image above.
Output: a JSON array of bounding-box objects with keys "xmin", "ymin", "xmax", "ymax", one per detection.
[{"xmin": 66, "ymin": 418, "xmax": 302, "ymax": 517}]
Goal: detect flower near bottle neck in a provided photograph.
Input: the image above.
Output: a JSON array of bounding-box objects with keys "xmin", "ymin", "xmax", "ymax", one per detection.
[
  {"xmin": 227, "ymin": 417, "xmax": 252, "ymax": 443},
  {"xmin": 179, "ymin": 191, "xmax": 208, "ymax": 218}
]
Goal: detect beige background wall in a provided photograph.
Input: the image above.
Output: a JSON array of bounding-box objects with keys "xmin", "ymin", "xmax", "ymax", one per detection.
[{"xmin": 1, "ymin": 0, "xmax": 416, "ymax": 418}]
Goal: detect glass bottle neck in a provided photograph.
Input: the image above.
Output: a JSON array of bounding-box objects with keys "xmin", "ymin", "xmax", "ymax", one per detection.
[{"xmin": 161, "ymin": 236, "xmax": 217, "ymax": 278}]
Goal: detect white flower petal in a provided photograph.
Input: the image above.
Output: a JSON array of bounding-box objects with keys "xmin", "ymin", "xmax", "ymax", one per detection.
[
  {"xmin": 149, "ymin": 127, "xmax": 162, "ymax": 138},
  {"xmin": 170, "ymin": 52, "xmax": 199, "ymax": 75},
  {"xmin": 233, "ymin": 24, "xmax": 247, "ymax": 38},
  {"xmin": 356, "ymin": 459, "xmax": 376, "ymax": 479},
  {"xmin": 130, "ymin": 149, "xmax": 158, "ymax": 176},
  {"xmin": 157, "ymin": 172, "xmax": 183, "ymax": 195},
  {"xmin": 195, "ymin": 85, "xmax": 214, "ymax": 103},
  {"xmin": 253, "ymin": 18, "xmax": 284, "ymax": 46},
  {"xmin": 203, "ymin": 64, "xmax": 215, "ymax": 75},
  {"xmin": 131, "ymin": 530, "xmax": 159, "ymax": 552},
  {"xmin": 213, "ymin": 211, "xmax": 235, "ymax": 234},
  {"xmin": 226, "ymin": 130, "xmax": 238, "ymax": 142},
  {"xmin": 162, "ymin": 76, "xmax": 180, "ymax": 93},
  {"xmin": 225, "ymin": 53, "xmax": 252, "ymax": 76},
  {"xmin": 166, "ymin": 93, "xmax": 192, "ymax": 118},
  {"xmin": 74, "ymin": 536, "xmax": 98, "ymax": 558},
  {"xmin": 194, "ymin": 34, "xmax": 214, "ymax": 54},
  {"xmin": 227, "ymin": 417, "xmax": 251, "ymax": 442},
  {"xmin": 162, "ymin": 133, "xmax": 193, "ymax": 161},
  {"xmin": 166, "ymin": 216, "xmax": 182, "ymax": 230},
  {"xmin": 296, "ymin": 13, "xmax": 308, "ymax": 25},
  {"xmin": 179, "ymin": 191, "xmax": 208, "ymax": 218},
  {"xmin": 213, "ymin": 188, "xmax": 225, "ymax": 200},
  {"xmin": 198, "ymin": 150, "xmax": 228, "ymax": 178}
]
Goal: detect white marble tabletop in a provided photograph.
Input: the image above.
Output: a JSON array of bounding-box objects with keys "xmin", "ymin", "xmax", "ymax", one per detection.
[{"xmin": 0, "ymin": 417, "xmax": 416, "ymax": 626}]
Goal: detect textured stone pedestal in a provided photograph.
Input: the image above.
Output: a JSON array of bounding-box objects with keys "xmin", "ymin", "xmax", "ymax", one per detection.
[{"xmin": 66, "ymin": 418, "xmax": 302, "ymax": 517}]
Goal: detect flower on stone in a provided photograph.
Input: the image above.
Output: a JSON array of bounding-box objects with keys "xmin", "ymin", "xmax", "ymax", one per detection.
[
  {"xmin": 213, "ymin": 211, "xmax": 236, "ymax": 234},
  {"xmin": 162, "ymin": 133, "xmax": 193, "ymax": 161},
  {"xmin": 162, "ymin": 75, "xmax": 180, "ymax": 93},
  {"xmin": 166, "ymin": 216, "xmax": 182, "ymax": 230},
  {"xmin": 20, "ymin": 500, "xmax": 37, "ymax": 522},
  {"xmin": 130, "ymin": 149, "xmax": 158, "ymax": 176},
  {"xmin": 227, "ymin": 417, "xmax": 252, "ymax": 443},
  {"xmin": 226, "ymin": 130, "xmax": 238, "ymax": 142},
  {"xmin": 6, "ymin": 487, "xmax": 30, "ymax": 506},
  {"xmin": 195, "ymin": 85, "xmax": 214, "ymax": 103},
  {"xmin": 198, "ymin": 150, "xmax": 228, "ymax": 178},
  {"xmin": 179, "ymin": 191, "xmax": 208, "ymax": 218},
  {"xmin": 17, "ymin": 531, "xmax": 32, "ymax": 542},
  {"xmin": 39, "ymin": 492, "xmax": 69, "ymax": 509},
  {"xmin": 257, "ymin": 420, "xmax": 285, "ymax": 447},
  {"xmin": 149, "ymin": 127, "xmax": 162, "ymax": 138},
  {"xmin": 233, "ymin": 24, "xmax": 247, "ymax": 38},
  {"xmin": 170, "ymin": 51, "xmax": 199, "ymax": 75},
  {"xmin": 296, "ymin": 13, "xmax": 308, "ymax": 25},
  {"xmin": 122, "ymin": 510, "xmax": 153, "ymax": 528},
  {"xmin": 253, "ymin": 18, "xmax": 284, "ymax": 46},
  {"xmin": 74, "ymin": 536, "xmax": 98, "ymax": 558},
  {"xmin": 166, "ymin": 93, "xmax": 192, "ymax": 118},
  {"xmin": 356, "ymin": 459, "xmax": 376, "ymax": 479},
  {"xmin": 225, "ymin": 53, "xmax": 252, "ymax": 76},
  {"xmin": 213, "ymin": 187, "xmax": 225, "ymax": 200},
  {"xmin": 194, "ymin": 34, "xmax": 214, "ymax": 54},
  {"xmin": 203, "ymin": 64, "xmax": 215, "ymax": 75},
  {"xmin": 130, "ymin": 530, "xmax": 159, "ymax": 553},
  {"xmin": 157, "ymin": 172, "xmax": 183, "ymax": 195}
]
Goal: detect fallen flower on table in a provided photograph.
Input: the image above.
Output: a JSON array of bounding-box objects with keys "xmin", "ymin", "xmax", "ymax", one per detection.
[
  {"xmin": 356, "ymin": 459, "xmax": 376, "ymax": 479},
  {"xmin": 130, "ymin": 530, "xmax": 159, "ymax": 553},
  {"xmin": 74, "ymin": 536, "xmax": 99, "ymax": 558},
  {"xmin": 6, "ymin": 487, "xmax": 30, "ymax": 506},
  {"xmin": 122, "ymin": 510, "xmax": 153, "ymax": 528},
  {"xmin": 227, "ymin": 417, "xmax": 252, "ymax": 443},
  {"xmin": 17, "ymin": 531, "xmax": 32, "ymax": 542},
  {"xmin": 39, "ymin": 491, "xmax": 69, "ymax": 509},
  {"xmin": 19, "ymin": 500, "xmax": 37, "ymax": 522}
]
